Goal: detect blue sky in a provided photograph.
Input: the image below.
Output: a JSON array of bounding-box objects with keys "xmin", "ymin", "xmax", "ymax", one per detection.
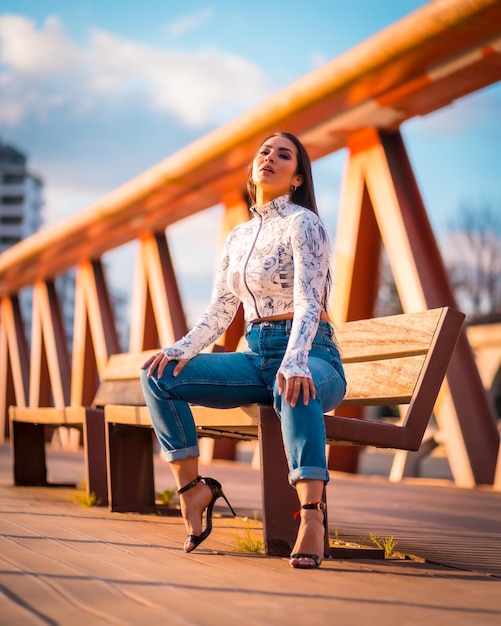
[{"xmin": 1, "ymin": 1, "xmax": 500, "ymax": 320}]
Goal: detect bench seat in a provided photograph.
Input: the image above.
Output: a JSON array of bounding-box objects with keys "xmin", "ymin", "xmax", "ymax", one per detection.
[{"xmin": 8, "ymin": 406, "xmax": 108, "ymax": 504}]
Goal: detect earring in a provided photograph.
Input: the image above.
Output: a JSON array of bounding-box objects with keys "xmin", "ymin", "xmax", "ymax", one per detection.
[{"xmin": 290, "ymin": 184, "xmax": 297, "ymax": 192}]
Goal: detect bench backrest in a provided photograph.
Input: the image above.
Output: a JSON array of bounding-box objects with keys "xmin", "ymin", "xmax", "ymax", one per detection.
[
  {"xmin": 336, "ymin": 307, "xmax": 461, "ymax": 405},
  {"xmin": 326, "ymin": 306, "xmax": 465, "ymax": 449}
]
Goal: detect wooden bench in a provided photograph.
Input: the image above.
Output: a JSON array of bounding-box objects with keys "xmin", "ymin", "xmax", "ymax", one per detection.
[
  {"xmin": 8, "ymin": 404, "xmax": 109, "ymax": 505},
  {"xmin": 8, "ymin": 350, "xmax": 155, "ymax": 506},
  {"xmin": 100, "ymin": 306, "xmax": 464, "ymax": 556}
]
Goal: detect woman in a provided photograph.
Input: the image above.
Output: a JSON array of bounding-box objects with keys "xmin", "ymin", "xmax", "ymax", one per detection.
[{"xmin": 141, "ymin": 131, "xmax": 346, "ymax": 569}]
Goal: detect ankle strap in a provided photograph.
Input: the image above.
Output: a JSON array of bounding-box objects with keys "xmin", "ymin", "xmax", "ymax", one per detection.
[
  {"xmin": 293, "ymin": 501, "xmax": 326, "ymax": 518},
  {"xmin": 177, "ymin": 475, "xmax": 202, "ymax": 495}
]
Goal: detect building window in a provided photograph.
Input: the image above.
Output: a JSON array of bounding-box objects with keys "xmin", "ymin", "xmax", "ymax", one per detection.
[
  {"xmin": 1, "ymin": 174, "xmax": 24, "ymax": 184},
  {"xmin": 0, "ymin": 215, "xmax": 23, "ymax": 225},
  {"xmin": 0, "ymin": 195, "xmax": 23, "ymax": 205},
  {"xmin": 0, "ymin": 236, "xmax": 20, "ymax": 245}
]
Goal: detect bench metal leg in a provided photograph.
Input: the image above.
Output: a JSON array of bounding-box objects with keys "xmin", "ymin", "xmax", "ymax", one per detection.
[
  {"xmin": 258, "ymin": 406, "xmax": 329, "ymax": 558},
  {"xmin": 106, "ymin": 423, "xmax": 156, "ymax": 513},
  {"xmin": 83, "ymin": 409, "xmax": 108, "ymax": 506},
  {"xmin": 11, "ymin": 421, "xmax": 48, "ymax": 486},
  {"xmin": 258, "ymin": 405, "xmax": 297, "ymax": 556}
]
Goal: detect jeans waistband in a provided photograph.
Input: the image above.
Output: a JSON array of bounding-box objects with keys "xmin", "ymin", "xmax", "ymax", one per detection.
[
  {"xmin": 246, "ymin": 319, "xmax": 331, "ymax": 332},
  {"xmin": 247, "ymin": 318, "xmax": 293, "ymax": 332}
]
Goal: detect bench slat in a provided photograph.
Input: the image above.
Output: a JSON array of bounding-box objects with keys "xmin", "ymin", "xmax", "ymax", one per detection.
[
  {"xmin": 192, "ymin": 405, "xmax": 259, "ymax": 425},
  {"xmin": 9, "ymin": 406, "xmax": 87, "ymax": 425},
  {"xmin": 93, "ymin": 380, "xmax": 144, "ymax": 407},
  {"xmin": 342, "ymin": 355, "xmax": 425, "ymax": 404},
  {"xmin": 105, "ymin": 405, "xmax": 151, "ymax": 426},
  {"xmin": 103, "ymin": 350, "xmax": 157, "ymax": 380},
  {"xmin": 196, "ymin": 427, "xmax": 258, "ymax": 440},
  {"xmin": 333, "ymin": 308, "xmax": 442, "ymax": 362}
]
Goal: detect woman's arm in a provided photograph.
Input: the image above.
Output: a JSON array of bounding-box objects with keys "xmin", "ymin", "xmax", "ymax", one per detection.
[
  {"xmin": 143, "ymin": 235, "xmax": 241, "ymax": 376},
  {"xmin": 278, "ymin": 211, "xmax": 331, "ymax": 380}
]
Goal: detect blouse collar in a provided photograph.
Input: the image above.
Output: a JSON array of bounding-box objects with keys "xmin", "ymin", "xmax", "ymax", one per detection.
[{"xmin": 249, "ymin": 194, "xmax": 292, "ymax": 218}]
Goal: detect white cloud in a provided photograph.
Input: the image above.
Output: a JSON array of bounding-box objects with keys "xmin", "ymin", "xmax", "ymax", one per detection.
[
  {"xmin": 0, "ymin": 14, "xmax": 76, "ymax": 73},
  {"xmin": 164, "ymin": 8, "xmax": 214, "ymax": 40},
  {"xmin": 0, "ymin": 13, "xmax": 272, "ymax": 128}
]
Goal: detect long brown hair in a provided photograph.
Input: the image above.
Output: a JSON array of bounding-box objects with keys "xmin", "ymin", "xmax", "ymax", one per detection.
[
  {"xmin": 246, "ymin": 131, "xmax": 319, "ymax": 214},
  {"xmin": 246, "ymin": 131, "xmax": 331, "ymax": 310}
]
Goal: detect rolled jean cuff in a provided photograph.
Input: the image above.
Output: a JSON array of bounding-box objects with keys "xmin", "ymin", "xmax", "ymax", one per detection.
[
  {"xmin": 161, "ymin": 444, "xmax": 199, "ymax": 463},
  {"xmin": 288, "ymin": 466, "xmax": 330, "ymax": 486}
]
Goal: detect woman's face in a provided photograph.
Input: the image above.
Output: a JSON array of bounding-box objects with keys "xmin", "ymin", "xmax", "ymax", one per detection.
[{"xmin": 251, "ymin": 135, "xmax": 302, "ymax": 203}]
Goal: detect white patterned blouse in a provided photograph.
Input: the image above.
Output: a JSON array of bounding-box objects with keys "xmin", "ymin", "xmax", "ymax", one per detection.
[{"xmin": 162, "ymin": 194, "xmax": 332, "ymax": 379}]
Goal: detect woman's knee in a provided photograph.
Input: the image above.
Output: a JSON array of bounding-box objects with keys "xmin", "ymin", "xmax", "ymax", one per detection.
[{"xmin": 140, "ymin": 367, "xmax": 152, "ymax": 391}]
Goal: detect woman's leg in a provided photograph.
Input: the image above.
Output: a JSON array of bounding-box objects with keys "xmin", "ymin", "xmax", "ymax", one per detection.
[
  {"xmin": 289, "ymin": 479, "xmax": 326, "ymax": 568},
  {"xmin": 170, "ymin": 457, "xmax": 214, "ymax": 552},
  {"xmin": 272, "ymin": 356, "xmax": 346, "ymax": 567},
  {"xmin": 140, "ymin": 351, "xmax": 271, "ymax": 462},
  {"xmin": 140, "ymin": 351, "xmax": 270, "ymax": 552},
  {"xmin": 273, "ymin": 355, "xmax": 346, "ymax": 485}
]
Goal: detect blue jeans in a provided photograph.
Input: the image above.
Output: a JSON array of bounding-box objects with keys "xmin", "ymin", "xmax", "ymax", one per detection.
[{"xmin": 140, "ymin": 320, "xmax": 346, "ymax": 485}]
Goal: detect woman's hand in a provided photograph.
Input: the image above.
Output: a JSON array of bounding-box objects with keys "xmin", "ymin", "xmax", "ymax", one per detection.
[
  {"xmin": 141, "ymin": 352, "xmax": 188, "ymax": 378},
  {"xmin": 277, "ymin": 372, "xmax": 316, "ymax": 407}
]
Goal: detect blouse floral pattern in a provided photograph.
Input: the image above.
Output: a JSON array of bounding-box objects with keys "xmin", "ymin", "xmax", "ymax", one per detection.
[{"xmin": 162, "ymin": 194, "xmax": 331, "ymax": 379}]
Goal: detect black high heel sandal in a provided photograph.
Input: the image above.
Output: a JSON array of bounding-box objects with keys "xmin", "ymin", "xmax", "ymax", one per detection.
[
  {"xmin": 177, "ymin": 475, "xmax": 236, "ymax": 553},
  {"xmin": 289, "ymin": 502, "xmax": 327, "ymax": 569}
]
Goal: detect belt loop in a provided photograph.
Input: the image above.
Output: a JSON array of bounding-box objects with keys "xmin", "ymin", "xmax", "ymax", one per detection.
[{"xmin": 285, "ymin": 318, "xmax": 292, "ymax": 332}]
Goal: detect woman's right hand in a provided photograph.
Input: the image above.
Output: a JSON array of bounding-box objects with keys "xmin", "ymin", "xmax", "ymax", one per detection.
[
  {"xmin": 141, "ymin": 352, "xmax": 188, "ymax": 378},
  {"xmin": 276, "ymin": 372, "xmax": 316, "ymax": 408}
]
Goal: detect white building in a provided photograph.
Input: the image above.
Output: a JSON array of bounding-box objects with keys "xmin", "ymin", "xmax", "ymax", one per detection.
[
  {"xmin": 0, "ymin": 139, "xmax": 45, "ymax": 339},
  {"xmin": 0, "ymin": 139, "xmax": 44, "ymax": 252}
]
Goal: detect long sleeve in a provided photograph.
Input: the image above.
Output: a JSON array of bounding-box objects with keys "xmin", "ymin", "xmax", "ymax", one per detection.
[{"xmin": 277, "ymin": 211, "xmax": 330, "ymax": 379}]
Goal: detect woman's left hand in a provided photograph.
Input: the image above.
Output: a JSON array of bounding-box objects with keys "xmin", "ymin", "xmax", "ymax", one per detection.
[
  {"xmin": 277, "ymin": 373, "xmax": 316, "ymax": 407},
  {"xmin": 141, "ymin": 352, "xmax": 188, "ymax": 378}
]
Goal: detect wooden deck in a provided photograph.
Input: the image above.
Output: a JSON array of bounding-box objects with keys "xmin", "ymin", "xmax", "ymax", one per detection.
[{"xmin": 0, "ymin": 443, "xmax": 500, "ymax": 625}]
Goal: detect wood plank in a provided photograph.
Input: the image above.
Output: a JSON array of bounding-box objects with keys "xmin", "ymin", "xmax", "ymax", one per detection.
[
  {"xmin": 196, "ymin": 427, "xmax": 258, "ymax": 440},
  {"xmin": 341, "ymin": 355, "xmax": 425, "ymax": 404},
  {"xmin": 93, "ymin": 379, "xmax": 144, "ymax": 407},
  {"xmin": 333, "ymin": 308, "xmax": 441, "ymax": 362},
  {"xmin": 105, "ymin": 404, "xmax": 259, "ymax": 432},
  {"xmin": 192, "ymin": 405, "xmax": 259, "ymax": 426},
  {"xmin": 9, "ymin": 406, "xmax": 87, "ymax": 425},
  {"xmin": 103, "ymin": 350, "xmax": 157, "ymax": 379},
  {"xmin": 105, "ymin": 404, "xmax": 152, "ymax": 426},
  {"xmin": 105, "ymin": 404, "xmax": 260, "ymax": 442}
]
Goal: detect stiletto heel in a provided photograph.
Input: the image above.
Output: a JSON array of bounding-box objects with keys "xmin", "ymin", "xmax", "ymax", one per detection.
[
  {"xmin": 177, "ymin": 475, "xmax": 236, "ymax": 553},
  {"xmin": 289, "ymin": 502, "xmax": 327, "ymax": 569}
]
